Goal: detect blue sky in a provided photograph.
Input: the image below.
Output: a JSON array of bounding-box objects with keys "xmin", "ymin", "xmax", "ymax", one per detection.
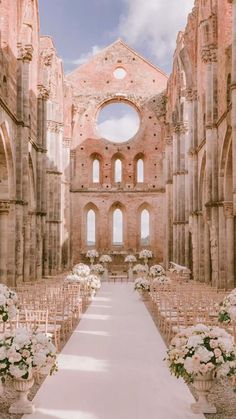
[{"xmin": 38, "ymin": 0, "xmax": 194, "ymax": 74}]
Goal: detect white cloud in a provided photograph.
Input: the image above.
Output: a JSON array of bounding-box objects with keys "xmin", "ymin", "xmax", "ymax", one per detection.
[
  {"xmin": 66, "ymin": 45, "xmax": 103, "ymax": 66},
  {"xmin": 118, "ymin": 0, "xmax": 194, "ymax": 69},
  {"xmin": 97, "ymin": 113, "xmax": 139, "ymax": 143}
]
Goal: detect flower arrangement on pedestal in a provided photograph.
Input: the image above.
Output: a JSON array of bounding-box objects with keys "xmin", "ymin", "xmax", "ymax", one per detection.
[
  {"xmin": 166, "ymin": 324, "xmax": 236, "ymax": 414},
  {"xmin": 72, "ymin": 263, "xmax": 90, "ymax": 277},
  {"xmin": 149, "ymin": 264, "xmax": 165, "ymax": 277},
  {"xmin": 125, "ymin": 255, "xmax": 137, "ymax": 281},
  {"xmin": 134, "ymin": 278, "xmax": 150, "ymax": 292},
  {"xmin": 91, "ymin": 264, "xmax": 105, "ymax": 276},
  {"xmin": 0, "ymin": 328, "xmax": 57, "ymax": 413},
  {"xmin": 139, "ymin": 249, "xmax": 153, "ymax": 261},
  {"xmin": 0, "ymin": 284, "xmax": 19, "ymax": 322},
  {"xmin": 99, "ymin": 255, "xmax": 112, "ymax": 263},
  {"xmin": 218, "ymin": 289, "xmax": 236, "ymax": 324},
  {"xmin": 88, "ymin": 275, "xmax": 101, "ymax": 292},
  {"xmin": 124, "ymin": 255, "xmax": 137, "ymax": 263},
  {"xmin": 86, "ymin": 250, "xmax": 99, "ymax": 265}
]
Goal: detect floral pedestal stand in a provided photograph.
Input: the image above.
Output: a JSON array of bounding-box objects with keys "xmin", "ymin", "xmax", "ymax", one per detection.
[
  {"xmin": 191, "ymin": 372, "xmax": 216, "ymax": 414},
  {"xmin": 143, "ymin": 258, "xmax": 149, "ymax": 278},
  {"xmin": 128, "ymin": 262, "xmax": 133, "ymax": 281},
  {"xmin": 9, "ymin": 375, "xmax": 35, "ymax": 414},
  {"xmin": 103, "ymin": 262, "xmax": 108, "ymax": 281},
  {"xmin": 89, "ymin": 256, "xmax": 95, "ymax": 267}
]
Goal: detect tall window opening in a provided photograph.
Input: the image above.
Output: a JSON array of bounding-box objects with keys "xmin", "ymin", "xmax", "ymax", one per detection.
[
  {"xmin": 115, "ymin": 159, "xmax": 122, "ymax": 182},
  {"xmin": 113, "ymin": 208, "xmax": 123, "ymax": 244},
  {"xmin": 137, "ymin": 159, "xmax": 144, "ymax": 182},
  {"xmin": 92, "ymin": 159, "xmax": 100, "ymax": 183},
  {"xmin": 141, "ymin": 209, "xmax": 150, "ymax": 245},
  {"xmin": 87, "ymin": 209, "xmax": 96, "ymax": 245}
]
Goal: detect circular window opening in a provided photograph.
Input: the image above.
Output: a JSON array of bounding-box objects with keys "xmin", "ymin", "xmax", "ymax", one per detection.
[
  {"xmin": 97, "ymin": 102, "xmax": 140, "ymax": 143},
  {"xmin": 113, "ymin": 67, "xmax": 127, "ymax": 80}
]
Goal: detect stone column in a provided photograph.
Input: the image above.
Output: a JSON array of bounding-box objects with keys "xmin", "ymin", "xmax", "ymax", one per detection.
[
  {"xmin": 165, "ymin": 137, "xmax": 173, "ymax": 268},
  {"xmin": 224, "ymin": 202, "xmax": 235, "ymax": 289},
  {"xmin": 228, "ymin": 0, "xmax": 236, "ymax": 213},
  {"xmin": 203, "ymin": 217, "xmax": 211, "ymax": 284},
  {"xmin": 16, "ymin": 44, "xmax": 33, "ymax": 283},
  {"xmin": 37, "ymin": 85, "xmax": 49, "ymax": 278},
  {"xmin": 0, "ymin": 201, "xmax": 10, "ymax": 284}
]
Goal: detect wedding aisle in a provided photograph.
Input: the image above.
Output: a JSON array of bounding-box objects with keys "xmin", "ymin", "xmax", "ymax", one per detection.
[{"xmin": 23, "ymin": 283, "xmax": 204, "ymax": 419}]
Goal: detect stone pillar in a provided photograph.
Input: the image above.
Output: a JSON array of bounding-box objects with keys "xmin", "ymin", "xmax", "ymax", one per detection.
[
  {"xmin": 16, "ymin": 43, "xmax": 33, "ymax": 283},
  {"xmin": 224, "ymin": 202, "xmax": 235, "ymax": 289},
  {"xmin": 228, "ymin": 0, "xmax": 236, "ymax": 213},
  {"xmin": 37, "ymin": 85, "xmax": 49, "ymax": 278},
  {"xmin": 0, "ymin": 201, "xmax": 10, "ymax": 283},
  {"xmin": 165, "ymin": 137, "xmax": 173, "ymax": 268},
  {"xmin": 203, "ymin": 219, "xmax": 211, "ymax": 284}
]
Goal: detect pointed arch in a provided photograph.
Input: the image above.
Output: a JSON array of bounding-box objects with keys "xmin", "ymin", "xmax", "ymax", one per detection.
[
  {"xmin": 134, "ymin": 153, "xmax": 145, "ymax": 183},
  {"xmin": 137, "ymin": 203, "xmax": 152, "ymax": 249},
  {"xmin": 111, "ymin": 153, "xmax": 125, "ymax": 184},
  {"xmin": 109, "ymin": 202, "xmax": 126, "ymax": 247},
  {"xmin": 83, "ymin": 203, "xmax": 99, "ymax": 247},
  {"xmin": 90, "ymin": 152, "xmax": 103, "ymax": 184}
]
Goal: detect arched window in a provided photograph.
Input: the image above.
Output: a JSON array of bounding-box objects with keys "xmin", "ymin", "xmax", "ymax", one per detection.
[
  {"xmin": 87, "ymin": 210, "xmax": 96, "ymax": 245},
  {"xmin": 113, "ymin": 208, "xmax": 123, "ymax": 244},
  {"xmin": 141, "ymin": 209, "xmax": 150, "ymax": 245},
  {"xmin": 115, "ymin": 159, "xmax": 122, "ymax": 182},
  {"xmin": 92, "ymin": 159, "xmax": 100, "ymax": 183},
  {"xmin": 137, "ymin": 159, "xmax": 144, "ymax": 182}
]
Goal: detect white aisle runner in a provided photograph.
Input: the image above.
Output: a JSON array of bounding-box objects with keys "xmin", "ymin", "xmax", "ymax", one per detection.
[{"xmin": 24, "ymin": 283, "xmax": 204, "ymax": 419}]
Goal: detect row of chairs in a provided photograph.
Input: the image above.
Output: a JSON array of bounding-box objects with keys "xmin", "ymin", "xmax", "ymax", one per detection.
[
  {"xmin": 1, "ymin": 279, "xmax": 93, "ymax": 351},
  {"xmin": 149, "ymin": 280, "xmax": 229, "ymax": 344}
]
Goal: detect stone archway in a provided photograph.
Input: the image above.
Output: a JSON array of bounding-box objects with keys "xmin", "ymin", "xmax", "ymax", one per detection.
[{"xmin": 0, "ymin": 124, "xmax": 14, "ymax": 284}]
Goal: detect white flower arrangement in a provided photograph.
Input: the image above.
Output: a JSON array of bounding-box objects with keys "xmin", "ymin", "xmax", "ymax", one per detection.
[
  {"xmin": 153, "ymin": 275, "xmax": 171, "ymax": 285},
  {"xmin": 91, "ymin": 264, "xmax": 105, "ymax": 274},
  {"xmin": 0, "ymin": 328, "xmax": 57, "ymax": 382},
  {"xmin": 124, "ymin": 255, "xmax": 137, "ymax": 263},
  {"xmin": 139, "ymin": 249, "xmax": 153, "ymax": 260},
  {"xmin": 166, "ymin": 324, "xmax": 236, "ymax": 383},
  {"xmin": 88, "ymin": 275, "xmax": 101, "ymax": 291},
  {"xmin": 134, "ymin": 278, "xmax": 150, "ymax": 292},
  {"xmin": 72, "ymin": 263, "xmax": 90, "ymax": 277},
  {"xmin": 99, "ymin": 255, "xmax": 112, "ymax": 263},
  {"xmin": 0, "ymin": 284, "xmax": 19, "ymax": 322},
  {"xmin": 133, "ymin": 264, "xmax": 147, "ymax": 274},
  {"xmin": 149, "ymin": 264, "xmax": 165, "ymax": 277},
  {"xmin": 218, "ymin": 289, "xmax": 236, "ymax": 324},
  {"xmin": 65, "ymin": 273, "xmax": 81, "ymax": 282},
  {"xmin": 86, "ymin": 250, "xmax": 99, "ymax": 259}
]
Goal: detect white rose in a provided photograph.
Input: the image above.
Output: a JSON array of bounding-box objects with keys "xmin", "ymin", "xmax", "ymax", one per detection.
[
  {"xmin": 0, "ymin": 294, "xmax": 6, "ymax": 306},
  {"xmin": 187, "ymin": 335, "xmax": 204, "ymax": 348},
  {"xmin": 196, "ymin": 347, "xmax": 214, "ymax": 363}
]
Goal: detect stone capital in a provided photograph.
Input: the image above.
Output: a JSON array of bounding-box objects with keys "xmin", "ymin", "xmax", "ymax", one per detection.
[
  {"xmin": 18, "ymin": 44, "xmax": 33, "ymax": 62},
  {"xmin": 38, "ymin": 85, "xmax": 49, "ymax": 100},
  {"xmin": 0, "ymin": 201, "xmax": 10, "ymax": 213},
  {"xmin": 223, "ymin": 201, "xmax": 234, "ymax": 218},
  {"xmin": 47, "ymin": 120, "xmax": 63, "ymax": 133},
  {"xmin": 41, "ymin": 48, "xmax": 54, "ymax": 66}
]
